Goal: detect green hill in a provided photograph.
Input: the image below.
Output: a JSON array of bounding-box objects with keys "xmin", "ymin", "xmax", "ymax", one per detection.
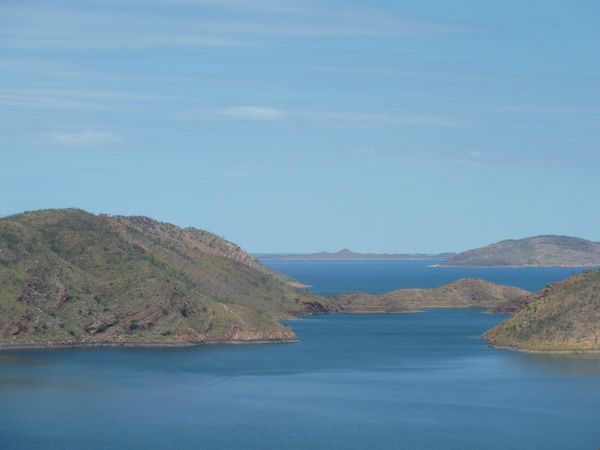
[
  {"xmin": 446, "ymin": 235, "xmax": 600, "ymax": 267},
  {"xmin": 328, "ymin": 278, "xmax": 529, "ymax": 313},
  {"xmin": 485, "ymin": 270, "xmax": 600, "ymax": 351},
  {"xmin": 0, "ymin": 209, "xmax": 318, "ymax": 349}
]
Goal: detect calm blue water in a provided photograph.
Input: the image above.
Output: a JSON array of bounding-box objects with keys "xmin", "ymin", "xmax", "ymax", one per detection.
[
  {"xmin": 1, "ymin": 262, "xmax": 599, "ymax": 449},
  {"xmin": 262, "ymin": 259, "xmax": 591, "ymax": 294}
]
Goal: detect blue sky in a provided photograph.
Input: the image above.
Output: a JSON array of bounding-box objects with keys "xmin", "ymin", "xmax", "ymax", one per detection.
[{"xmin": 1, "ymin": 0, "xmax": 599, "ymax": 252}]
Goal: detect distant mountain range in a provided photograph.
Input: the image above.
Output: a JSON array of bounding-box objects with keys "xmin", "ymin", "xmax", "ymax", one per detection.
[
  {"xmin": 260, "ymin": 235, "xmax": 600, "ymax": 267},
  {"xmin": 256, "ymin": 248, "xmax": 455, "ymax": 261},
  {"xmin": 445, "ymin": 235, "xmax": 600, "ymax": 267}
]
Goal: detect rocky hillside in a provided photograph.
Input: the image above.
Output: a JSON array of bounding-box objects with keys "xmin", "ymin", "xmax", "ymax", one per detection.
[
  {"xmin": 445, "ymin": 235, "xmax": 600, "ymax": 267},
  {"xmin": 485, "ymin": 270, "xmax": 600, "ymax": 351},
  {"xmin": 0, "ymin": 209, "xmax": 318, "ymax": 348},
  {"xmin": 328, "ymin": 278, "xmax": 529, "ymax": 313}
]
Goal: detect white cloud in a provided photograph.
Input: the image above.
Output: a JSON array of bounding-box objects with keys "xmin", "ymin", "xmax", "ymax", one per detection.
[
  {"xmin": 469, "ymin": 150, "xmax": 483, "ymax": 157},
  {"xmin": 45, "ymin": 130, "xmax": 124, "ymax": 146},
  {"xmin": 219, "ymin": 106, "xmax": 286, "ymax": 121}
]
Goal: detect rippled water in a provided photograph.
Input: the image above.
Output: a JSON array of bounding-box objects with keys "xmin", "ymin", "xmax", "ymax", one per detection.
[{"xmin": 1, "ymin": 262, "xmax": 599, "ymax": 449}]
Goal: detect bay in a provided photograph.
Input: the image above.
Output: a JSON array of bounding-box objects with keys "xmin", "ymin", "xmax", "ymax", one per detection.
[{"xmin": 1, "ymin": 261, "xmax": 599, "ymax": 450}]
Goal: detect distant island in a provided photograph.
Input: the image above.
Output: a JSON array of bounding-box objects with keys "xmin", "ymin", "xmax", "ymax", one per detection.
[
  {"xmin": 444, "ymin": 235, "xmax": 600, "ymax": 267},
  {"xmin": 256, "ymin": 248, "xmax": 455, "ymax": 261},
  {"xmin": 485, "ymin": 270, "xmax": 600, "ymax": 352}
]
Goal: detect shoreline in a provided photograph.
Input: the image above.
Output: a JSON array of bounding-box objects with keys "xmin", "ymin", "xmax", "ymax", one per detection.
[
  {"xmin": 3, "ymin": 309, "xmax": 596, "ymax": 355},
  {"xmin": 485, "ymin": 340, "xmax": 600, "ymax": 354},
  {"xmin": 0, "ymin": 337, "xmax": 298, "ymax": 352},
  {"xmin": 0, "ymin": 308, "xmax": 487, "ymax": 351},
  {"xmin": 435, "ymin": 264, "xmax": 600, "ymax": 268},
  {"xmin": 0, "ymin": 308, "xmax": 499, "ymax": 351}
]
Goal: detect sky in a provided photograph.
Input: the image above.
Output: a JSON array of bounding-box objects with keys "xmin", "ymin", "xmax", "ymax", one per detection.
[{"xmin": 1, "ymin": 0, "xmax": 599, "ymax": 253}]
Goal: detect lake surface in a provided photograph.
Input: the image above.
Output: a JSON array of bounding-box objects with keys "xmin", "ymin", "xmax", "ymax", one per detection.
[
  {"xmin": 262, "ymin": 259, "xmax": 591, "ymax": 294},
  {"xmin": 1, "ymin": 262, "xmax": 599, "ymax": 449}
]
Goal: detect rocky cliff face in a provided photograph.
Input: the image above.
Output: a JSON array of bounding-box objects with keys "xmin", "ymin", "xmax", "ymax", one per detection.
[{"xmin": 0, "ymin": 209, "xmax": 317, "ymax": 348}]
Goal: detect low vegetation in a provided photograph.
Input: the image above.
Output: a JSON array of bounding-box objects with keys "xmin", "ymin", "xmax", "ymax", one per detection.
[
  {"xmin": 328, "ymin": 278, "xmax": 529, "ymax": 313},
  {"xmin": 485, "ymin": 270, "xmax": 600, "ymax": 351},
  {"xmin": 0, "ymin": 209, "xmax": 318, "ymax": 348},
  {"xmin": 446, "ymin": 235, "xmax": 600, "ymax": 267}
]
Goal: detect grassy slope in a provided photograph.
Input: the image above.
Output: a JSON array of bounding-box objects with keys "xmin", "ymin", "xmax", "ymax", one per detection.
[
  {"xmin": 329, "ymin": 278, "xmax": 529, "ymax": 313},
  {"xmin": 0, "ymin": 209, "xmax": 318, "ymax": 348},
  {"xmin": 485, "ymin": 270, "xmax": 600, "ymax": 351},
  {"xmin": 446, "ymin": 235, "xmax": 600, "ymax": 267}
]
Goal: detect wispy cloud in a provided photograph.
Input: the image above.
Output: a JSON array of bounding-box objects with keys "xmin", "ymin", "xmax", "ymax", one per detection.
[
  {"xmin": 219, "ymin": 106, "xmax": 286, "ymax": 121},
  {"xmin": 0, "ymin": 87, "xmax": 178, "ymax": 110},
  {"xmin": 395, "ymin": 151, "xmax": 484, "ymax": 166},
  {"xmin": 295, "ymin": 110, "xmax": 473, "ymax": 127},
  {"xmin": 0, "ymin": 2, "xmax": 480, "ymax": 51},
  {"xmin": 349, "ymin": 146, "xmax": 486, "ymax": 165},
  {"xmin": 202, "ymin": 106, "xmax": 471, "ymax": 127},
  {"xmin": 44, "ymin": 130, "xmax": 124, "ymax": 146}
]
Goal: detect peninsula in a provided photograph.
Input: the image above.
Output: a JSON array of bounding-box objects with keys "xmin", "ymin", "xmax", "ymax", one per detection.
[{"xmin": 485, "ymin": 270, "xmax": 600, "ymax": 352}]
